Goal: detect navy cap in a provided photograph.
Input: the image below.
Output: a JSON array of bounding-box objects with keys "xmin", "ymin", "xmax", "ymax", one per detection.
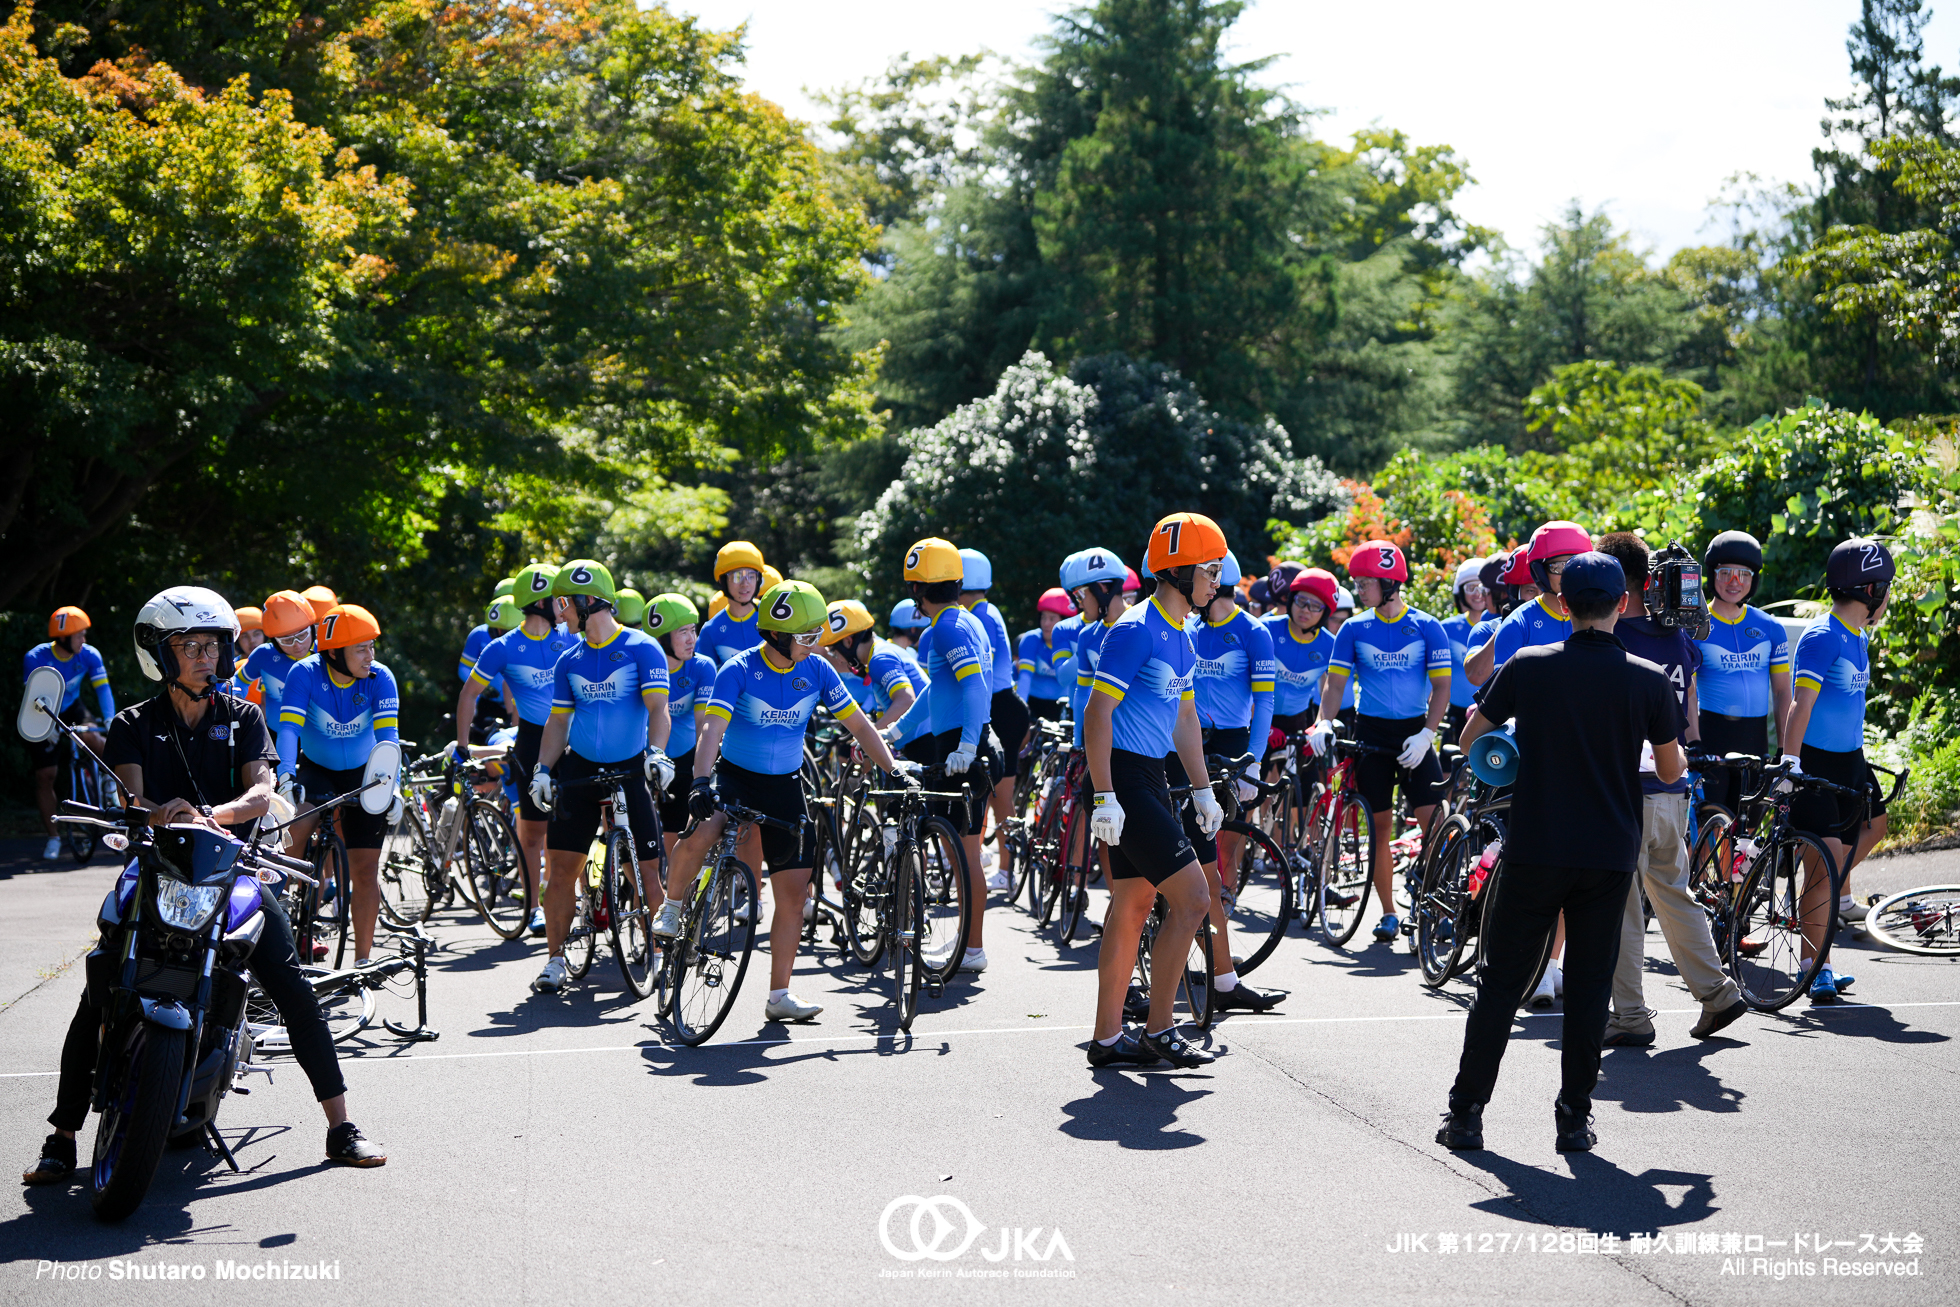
[{"xmin": 1559, "ymin": 551, "xmax": 1626, "ymax": 605}]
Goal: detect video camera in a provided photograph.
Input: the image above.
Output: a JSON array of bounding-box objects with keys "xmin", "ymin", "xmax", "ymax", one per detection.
[{"xmin": 1643, "ymin": 541, "xmax": 1710, "ymax": 640}]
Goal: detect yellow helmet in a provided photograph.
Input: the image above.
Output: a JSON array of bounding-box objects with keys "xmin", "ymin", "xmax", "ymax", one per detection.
[
  {"xmin": 761, "ymin": 563, "xmax": 784, "ymax": 592},
  {"xmin": 820, "ymin": 599, "xmax": 875, "ymax": 647},
  {"xmin": 707, "ymin": 592, "xmax": 728, "ymax": 620},
  {"xmin": 714, "ymin": 541, "xmax": 766, "ymax": 580},
  {"xmin": 903, "ymin": 537, "xmax": 963, "ymax": 584}
]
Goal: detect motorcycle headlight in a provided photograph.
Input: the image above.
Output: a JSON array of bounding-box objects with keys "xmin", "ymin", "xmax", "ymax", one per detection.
[{"xmin": 156, "ymin": 881, "xmax": 225, "ymax": 931}]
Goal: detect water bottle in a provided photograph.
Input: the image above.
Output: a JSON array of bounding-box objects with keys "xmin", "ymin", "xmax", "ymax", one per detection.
[
  {"xmin": 1729, "ymin": 837, "xmax": 1760, "ymax": 883},
  {"xmin": 1468, "ymin": 838, "xmax": 1502, "ymax": 899}
]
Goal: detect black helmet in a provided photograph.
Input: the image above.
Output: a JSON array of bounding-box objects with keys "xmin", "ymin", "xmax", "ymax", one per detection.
[
  {"xmin": 1479, "ymin": 552, "xmax": 1521, "ymax": 617},
  {"xmin": 1703, "ymin": 531, "xmax": 1764, "ymax": 601},
  {"xmin": 1825, "ymin": 538, "xmax": 1895, "ymax": 611}
]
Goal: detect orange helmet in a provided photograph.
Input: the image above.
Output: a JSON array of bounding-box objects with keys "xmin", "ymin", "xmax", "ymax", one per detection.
[
  {"xmin": 261, "ymin": 590, "xmax": 316, "ymax": 639},
  {"xmin": 48, "ymin": 606, "xmax": 90, "ymax": 639},
  {"xmin": 317, "ymin": 603, "xmax": 380, "ymax": 650},
  {"xmin": 235, "ymin": 606, "xmax": 264, "ymax": 633},
  {"xmin": 1145, "ymin": 512, "xmax": 1228, "ymax": 574},
  {"xmin": 301, "ymin": 585, "xmax": 339, "ymax": 621}
]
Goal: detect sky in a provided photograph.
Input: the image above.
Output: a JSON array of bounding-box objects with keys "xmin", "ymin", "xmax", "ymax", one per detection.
[{"xmin": 673, "ymin": 0, "xmax": 1960, "ymax": 261}]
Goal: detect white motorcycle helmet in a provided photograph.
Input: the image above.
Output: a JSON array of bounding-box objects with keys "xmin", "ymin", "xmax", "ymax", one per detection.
[
  {"xmin": 1453, "ymin": 557, "xmax": 1488, "ymax": 607},
  {"xmin": 134, "ymin": 587, "xmax": 242, "ymax": 685}
]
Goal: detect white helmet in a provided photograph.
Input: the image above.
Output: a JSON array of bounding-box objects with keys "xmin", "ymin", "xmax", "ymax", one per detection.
[
  {"xmin": 1333, "ymin": 585, "xmax": 1356, "ymax": 612},
  {"xmin": 1454, "ymin": 557, "xmax": 1488, "ymax": 594},
  {"xmin": 134, "ymin": 587, "xmax": 241, "ymax": 683}
]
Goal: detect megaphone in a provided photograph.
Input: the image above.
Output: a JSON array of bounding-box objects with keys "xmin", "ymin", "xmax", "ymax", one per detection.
[{"xmin": 1468, "ymin": 724, "xmax": 1519, "ymax": 787}]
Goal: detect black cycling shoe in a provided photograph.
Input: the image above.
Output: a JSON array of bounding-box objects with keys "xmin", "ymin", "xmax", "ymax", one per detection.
[
  {"xmin": 1554, "ymin": 1096, "xmax": 1596, "ymax": 1152},
  {"xmin": 1212, "ymin": 982, "xmax": 1283, "ymax": 1013},
  {"xmin": 1086, "ymin": 1030, "xmax": 1163, "ymax": 1068},
  {"xmin": 22, "ymin": 1133, "xmax": 75, "ymax": 1185},
  {"xmin": 1122, "ymin": 986, "xmax": 1150, "ymax": 1021},
  {"xmin": 1601, "ymin": 1028, "xmax": 1655, "ymax": 1048},
  {"xmin": 1435, "ymin": 1099, "xmax": 1484, "ymax": 1151},
  {"xmin": 326, "ymin": 1121, "xmax": 388, "ymax": 1168},
  {"xmin": 1137, "ymin": 1026, "xmax": 1214, "ymax": 1069}
]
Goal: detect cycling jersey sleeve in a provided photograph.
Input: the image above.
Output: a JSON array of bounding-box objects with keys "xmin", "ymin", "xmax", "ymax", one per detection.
[
  {"xmin": 1768, "ymin": 612, "xmax": 1792, "ymax": 674},
  {"xmin": 1015, "ymin": 630, "xmax": 1036, "ymax": 700},
  {"xmin": 1491, "ymin": 614, "xmax": 1526, "ymax": 668},
  {"xmin": 810, "ymin": 655, "xmax": 859, "ymax": 722},
  {"xmin": 86, "ymin": 647, "xmax": 114, "ymax": 719},
  {"xmin": 274, "ymin": 663, "xmax": 309, "ymax": 773},
  {"xmin": 1246, "ymin": 618, "xmax": 1275, "ymax": 751},
  {"xmin": 1423, "ymin": 613, "xmax": 1453, "ymax": 690},
  {"xmin": 467, "ymin": 635, "xmax": 507, "ymax": 691},
  {"xmin": 1327, "ymin": 618, "xmax": 1359, "ymax": 680},
  {"xmin": 370, "ymin": 663, "xmax": 401, "ymax": 742}
]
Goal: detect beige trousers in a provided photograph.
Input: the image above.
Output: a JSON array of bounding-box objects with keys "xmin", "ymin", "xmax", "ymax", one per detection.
[{"xmin": 1608, "ymin": 791, "xmax": 1742, "ymax": 1034}]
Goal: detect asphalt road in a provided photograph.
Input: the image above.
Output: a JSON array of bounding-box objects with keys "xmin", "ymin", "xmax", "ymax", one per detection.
[{"xmin": 2, "ymin": 837, "xmax": 1955, "ymax": 1305}]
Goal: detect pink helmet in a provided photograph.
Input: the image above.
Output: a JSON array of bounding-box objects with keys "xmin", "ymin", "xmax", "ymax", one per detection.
[
  {"xmin": 1037, "ymin": 586, "xmax": 1075, "ymax": 617},
  {"xmin": 1346, "ymin": 540, "xmax": 1408, "ymax": 583},
  {"xmin": 1502, "ymin": 521, "xmax": 1592, "ymax": 588},
  {"xmin": 1290, "ymin": 567, "xmax": 1338, "ymax": 612},
  {"xmin": 1122, "ymin": 567, "xmax": 1141, "ymax": 594}
]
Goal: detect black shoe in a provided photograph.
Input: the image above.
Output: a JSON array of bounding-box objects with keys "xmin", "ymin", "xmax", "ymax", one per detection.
[
  {"xmin": 1123, "ymin": 986, "xmax": 1150, "ymax": 1021},
  {"xmin": 1086, "ymin": 1030, "xmax": 1163, "ymax": 1068},
  {"xmin": 1435, "ymin": 1099, "xmax": 1484, "ymax": 1151},
  {"xmin": 1690, "ymin": 999, "xmax": 1749, "ymax": 1040},
  {"xmin": 1554, "ymin": 1096, "xmax": 1596, "ymax": 1152},
  {"xmin": 1137, "ymin": 1026, "xmax": 1214, "ymax": 1069},
  {"xmin": 1601, "ymin": 1028, "xmax": 1655, "ymax": 1048},
  {"xmin": 1213, "ymin": 982, "xmax": 1283, "ymax": 1013},
  {"xmin": 22, "ymin": 1133, "xmax": 75, "ymax": 1185},
  {"xmin": 326, "ymin": 1121, "xmax": 387, "ymax": 1168}
]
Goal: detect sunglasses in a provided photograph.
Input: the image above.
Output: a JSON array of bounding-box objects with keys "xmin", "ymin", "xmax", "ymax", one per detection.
[
  {"xmin": 1545, "ymin": 556, "xmax": 1575, "ymax": 576},
  {"xmin": 791, "ymin": 629, "xmax": 824, "ymax": 646},
  {"xmin": 1461, "ymin": 581, "xmax": 1486, "ymax": 597},
  {"xmin": 1290, "ymin": 594, "xmax": 1325, "ymax": 612},
  {"xmin": 1196, "ymin": 561, "xmax": 1224, "ymax": 580},
  {"xmin": 275, "ymin": 631, "xmax": 313, "ymax": 648},
  {"xmin": 1713, "ymin": 566, "xmax": 1754, "ymax": 584},
  {"xmin": 727, "ymin": 569, "xmax": 762, "ymax": 586}
]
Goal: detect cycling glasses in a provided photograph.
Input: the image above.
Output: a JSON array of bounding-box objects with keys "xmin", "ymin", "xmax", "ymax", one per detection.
[
  {"xmin": 274, "ymin": 631, "xmax": 313, "ymax": 649},
  {"xmin": 1290, "ymin": 593, "xmax": 1326, "ymax": 612},
  {"xmin": 1196, "ymin": 561, "xmax": 1224, "ymax": 581},
  {"xmin": 1544, "ymin": 555, "xmax": 1576, "ymax": 576},
  {"xmin": 791, "ymin": 628, "xmax": 824, "ymax": 646},
  {"xmin": 726, "ymin": 568, "xmax": 762, "ymax": 587},
  {"xmin": 1713, "ymin": 566, "xmax": 1754, "ymax": 584}
]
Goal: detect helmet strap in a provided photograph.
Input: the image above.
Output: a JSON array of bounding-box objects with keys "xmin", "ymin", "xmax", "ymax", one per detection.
[
  {"xmin": 324, "ymin": 647, "xmax": 352, "ymax": 677},
  {"xmin": 762, "ymin": 630, "xmax": 798, "ymax": 660},
  {"xmin": 1376, "ymin": 580, "xmax": 1402, "ymax": 605}
]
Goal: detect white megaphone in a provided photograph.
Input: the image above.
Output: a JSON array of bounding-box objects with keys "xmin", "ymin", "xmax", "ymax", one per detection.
[{"xmin": 1468, "ymin": 723, "xmax": 1519, "ymax": 787}]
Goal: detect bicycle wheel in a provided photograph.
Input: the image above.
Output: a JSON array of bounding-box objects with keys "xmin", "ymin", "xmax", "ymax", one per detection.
[
  {"xmin": 1055, "ymin": 802, "xmax": 1091, "ymax": 942},
  {"xmin": 466, "ymin": 800, "xmax": 528, "ymax": 940},
  {"xmin": 1218, "ymin": 821, "xmax": 1291, "ymax": 975},
  {"xmin": 1865, "ymin": 885, "xmax": 1960, "ymax": 955},
  {"xmin": 1415, "ymin": 815, "xmax": 1472, "ymax": 989},
  {"xmin": 64, "ymin": 758, "xmax": 99, "ymax": 864},
  {"xmin": 1317, "ymin": 794, "xmax": 1372, "ymax": 947},
  {"xmin": 1182, "ymin": 914, "xmax": 1217, "ymax": 1031},
  {"xmin": 845, "ymin": 841, "xmax": 888, "ymax": 967},
  {"xmin": 917, "ymin": 815, "xmax": 971, "ymax": 983},
  {"xmin": 564, "ymin": 865, "xmax": 596, "ymax": 980},
  {"xmin": 672, "ymin": 858, "xmax": 759, "ymax": 1046},
  {"xmin": 378, "ymin": 810, "xmax": 437, "ymax": 927},
  {"xmin": 1470, "ymin": 856, "xmax": 1556, "ymax": 1008},
  {"xmin": 606, "ymin": 830, "xmax": 656, "ymax": 999},
  {"xmin": 313, "ymin": 977, "xmax": 377, "ymax": 1044},
  {"xmin": 1730, "ymin": 831, "xmax": 1839, "ymax": 1010},
  {"xmin": 890, "ymin": 838, "xmax": 922, "ymax": 1029},
  {"xmin": 316, "ymin": 837, "xmax": 352, "ymax": 970},
  {"xmin": 1686, "ymin": 809, "xmax": 1737, "ymax": 959}
]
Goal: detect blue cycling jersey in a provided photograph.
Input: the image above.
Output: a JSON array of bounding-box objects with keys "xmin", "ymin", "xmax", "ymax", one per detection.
[
  {"xmin": 1792, "ymin": 615, "xmax": 1870, "ymax": 752},
  {"xmin": 665, "ymin": 652, "xmax": 719, "ymax": 758},
  {"xmin": 892, "ymin": 606, "xmax": 993, "ymax": 747},
  {"xmin": 865, "ymin": 638, "xmax": 926, "ymax": 716},
  {"xmin": 23, "ymin": 643, "xmax": 113, "ymax": 720},
  {"xmin": 1092, "ymin": 598, "xmax": 1197, "ymax": 759},
  {"xmin": 548, "ymin": 626, "xmax": 670, "ymax": 765},
  {"xmin": 968, "ymin": 601, "xmax": 1015, "ymax": 694},
  {"xmin": 1696, "ymin": 605, "xmax": 1791, "ymax": 719},
  {"xmin": 240, "ymin": 642, "xmax": 305, "ymax": 726},
  {"xmin": 469, "ymin": 626, "xmax": 578, "ymax": 726},
  {"xmin": 1329, "ymin": 606, "xmax": 1452, "ymax": 720},
  {"xmin": 699, "ymin": 606, "xmax": 762, "ymax": 666},
  {"xmin": 1016, "ymin": 629, "xmax": 1066, "ymax": 701},
  {"xmin": 1070, "ymin": 618, "xmax": 1117, "ymax": 748},
  {"xmin": 1467, "ymin": 614, "xmax": 1500, "ymax": 659},
  {"xmin": 1188, "ymin": 608, "xmax": 1275, "ymax": 748},
  {"xmin": 1441, "ymin": 613, "xmax": 1478, "ymax": 709},
  {"xmin": 1491, "ymin": 596, "xmax": 1572, "ymax": 669},
  {"xmin": 459, "ymin": 625, "xmax": 503, "ymax": 703},
  {"xmin": 276, "ymin": 657, "xmax": 400, "ymax": 772},
  {"xmin": 1263, "ymin": 617, "xmax": 1333, "ymax": 718},
  {"xmin": 706, "ymin": 646, "xmax": 858, "ymax": 774}
]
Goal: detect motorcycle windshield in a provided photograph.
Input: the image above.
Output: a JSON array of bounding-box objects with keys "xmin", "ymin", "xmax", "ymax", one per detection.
[{"xmin": 152, "ymin": 825, "xmax": 245, "ymax": 885}]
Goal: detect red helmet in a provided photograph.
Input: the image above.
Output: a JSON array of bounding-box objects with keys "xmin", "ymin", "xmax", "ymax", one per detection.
[
  {"xmin": 1290, "ymin": 567, "xmax": 1338, "ymax": 611},
  {"xmin": 1036, "ymin": 587, "xmax": 1075, "ymax": 617},
  {"xmin": 1346, "ymin": 540, "xmax": 1408, "ymax": 583},
  {"xmin": 1501, "ymin": 521, "xmax": 1593, "ymax": 589}
]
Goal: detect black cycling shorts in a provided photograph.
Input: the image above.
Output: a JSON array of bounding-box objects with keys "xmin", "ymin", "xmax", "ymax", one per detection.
[
  {"xmin": 658, "ymin": 748, "xmax": 695, "ymax": 840},
  {"xmin": 713, "ymin": 759, "xmax": 811, "ymax": 873},
  {"xmin": 1353, "ymin": 713, "xmax": 1445, "ymax": 815},
  {"xmin": 1106, "ymin": 748, "xmax": 1197, "ymax": 886},
  {"xmin": 511, "ymin": 718, "xmax": 548, "ymax": 824},
  {"xmin": 1698, "ymin": 713, "xmax": 1768, "ymax": 815},
  {"xmin": 990, "ymin": 689, "xmax": 1031, "ymax": 781},
  {"xmin": 1165, "ymin": 727, "xmax": 1251, "ymax": 867},
  {"xmin": 295, "ymin": 758, "xmax": 388, "ymax": 851},
  {"xmin": 1028, "ymin": 697, "xmax": 1062, "ymax": 723},
  {"xmin": 904, "ymin": 728, "xmax": 989, "ymax": 836},
  {"xmin": 1792, "ymin": 744, "xmax": 1886, "ymax": 845},
  {"xmin": 27, "ymin": 704, "xmax": 92, "ymax": 771},
  {"xmin": 545, "ymin": 751, "xmax": 662, "ymax": 862},
  {"xmin": 468, "ymin": 693, "xmax": 508, "ymax": 746}
]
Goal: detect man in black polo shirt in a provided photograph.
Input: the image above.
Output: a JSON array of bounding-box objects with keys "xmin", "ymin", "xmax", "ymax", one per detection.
[
  {"xmin": 1438, "ymin": 554, "xmax": 1684, "ymax": 1153},
  {"xmin": 21, "ymin": 587, "xmax": 385, "ymax": 1189}
]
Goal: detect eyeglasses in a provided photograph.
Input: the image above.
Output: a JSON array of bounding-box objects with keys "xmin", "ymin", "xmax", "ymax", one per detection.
[
  {"xmin": 1713, "ymin": 566, "xmax": 1754, "ymax": 584},
  {"xmin": 1545, "ymin": 556, "xmax": 1575, "ymax": 576},
  {"xmin": 275, "ymin": 631, "xmax": 312, "ymax": 648},
  {"xmin": 728, "ymin": 569, "xmax": 761, "ymax": 586},
  {"xmin": 791, "ymin": 629, "xmax": 824, "ymax": 646},
  {"xmin": 1290, "ymin": 594, "xmax": 1325, "ymax": 612},
  {"xmin": 1196, "ymin": 561, "xmax": 1224, "ymax": 580},
  {"xmin": 170, "ymin": 639, "xmax": 228, "ymax": 660},
  {"xmin": 1461, "ymin": 581, "xmax": 1486, "ymax": 598}
]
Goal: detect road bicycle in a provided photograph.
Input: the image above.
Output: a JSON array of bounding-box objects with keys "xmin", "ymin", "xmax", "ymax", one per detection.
[
  {"xmin": 1202, "ymin": 750, "xmax": 1292, "ymax": 976},
  {"xmin": 847, "ymin": 776, "xmax": 971, "ymax": 1029},
  {"xmin": 56, "ymin": 726, "xmax": 120, "ymax": 864},
  {"xmin": 553, "ymin": 768, "xmax": 663, "ymax": 999},
  {"xmin": 1864, "ymin": 884, "xmax": 1960, "ymax": 955},
  {"xmin": 382, "ymin": 749, "xmax": 527, "ymax": 938}
]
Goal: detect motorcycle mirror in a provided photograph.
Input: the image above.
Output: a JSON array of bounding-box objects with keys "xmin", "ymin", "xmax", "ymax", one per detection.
[
  {"xmin": 17, "ymin": 666, "xmax": 65, "ymax": 743},
  {"xmin": 360, "ymin": 740, "xmax": 403, "ymax": 815}
]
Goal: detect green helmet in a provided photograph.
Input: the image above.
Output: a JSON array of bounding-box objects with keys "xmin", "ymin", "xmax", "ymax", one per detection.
[
  {"xmin": 614, "ymin": 587, "xmax": 646, "ymax": 627},
  {"xmin": 487, "ymin": 594, "xmax": 521, "ymax": 631},
  {"xmin": 551, "ymin": 559, "xmax": 617, "ymax": 604},
  {"xmin": 757, "ymin": 579, "xmax": 828, "ymax": 633},
  {"xmin": 493, "ymin": 576, "xmax": 516, "ymax": 598},
  {"xmin": 511, "ymin": 561, "xmax": 559, "ymax": 608},
  {"xmin": 645, "ymin": 592, "xmax": 700, "ymax": 636}
]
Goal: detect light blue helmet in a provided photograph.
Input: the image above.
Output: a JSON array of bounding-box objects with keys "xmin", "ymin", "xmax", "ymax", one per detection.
[
  {"xmin": 1059, "ymin": 547, "xmax": 1126, "ymax": 592},
  {"xmin": 889, "ymin": 599, "xmax": 929, "ymax": 631},
  {"xmin": 1219, "ymin": 550, "xmax": 1242, "ymax": 588},
  {"xmin": 959, "ymin": 548, "xmax": 992, "ymax": 592}
]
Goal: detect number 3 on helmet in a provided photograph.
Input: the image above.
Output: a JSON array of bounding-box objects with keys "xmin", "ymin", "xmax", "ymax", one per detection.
[
  {"xmin": 1346, "ymin": 541, "xmax": 1408, "ymax": 583},
  {"xmin": 1145, "ymin": 512, "xmax": 1228, "ymax": 573}
]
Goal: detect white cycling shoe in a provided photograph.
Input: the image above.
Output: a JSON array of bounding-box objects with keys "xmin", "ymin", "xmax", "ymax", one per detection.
[
  {"xmin": 986, "ymin": 869, "xmax": 1013, "ymax": 893},
  {"xmin": 42, "ymin": 836, "xmax": 62, "ymax": 860},
  {"xmin": 531, "ymin": 956, "xmax": 569, "ymax": 995},
  {"xmin": 764, "ymin": 992, "xmax": 822, "ymax": 1022},
  {"xmin": 959, "ymin": 948, "xmax": 988, "ymax": 974},
  {"xmin": 1529, "ymin": 962, "xmax": 1560, "ymax": 1009},
  {"xmin": 651, "ymin": 900, "xmax": 682, "ymax": 940}
]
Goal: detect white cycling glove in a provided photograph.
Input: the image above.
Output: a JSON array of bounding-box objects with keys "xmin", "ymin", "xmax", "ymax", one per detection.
[
  {"xmin": 276, "ymin": 772, "xmax": 301, "ymax": 806},
  {"xmin": 645, "ymin": 747, "xmax": 675, "ymax": 792},
  {"xmin": 1191, "ymin": 786, "xmax": 1225, "ymax": 838},
  {"xmin": 1091, "ymin": 791, "xmax": 1126, "ymax": 845},
  {"xmin": 944, "ymin": 739, "xmax": 979, "ymax": 774},
  {"xmin": 1774, "ymin": 754, "xmax": 1802, "ymax": 794},
  {"xmin": 1397, "ymin": 726, "xmax": 1438, "ymax": 770},
  {"xmin": 529, "ymin": 763, "xmax": 557, "ymax": 814},
  {"xmin": 889, "ymin": 759, "xmax": 925, "ymax": 782},
  {"xmin": 1235, "ymin": 762, "xmax": 1261, "ymax": 804},
  {"xmin": 1306, "ymin": 720, "xmax": 1337, "ymax": 758},
  {"xmin": 385, "ymin": 786, "xmax": 405, "ymax": 828}
]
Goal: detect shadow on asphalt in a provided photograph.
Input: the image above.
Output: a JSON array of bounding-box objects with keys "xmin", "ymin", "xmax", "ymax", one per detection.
[
  {"xmin": 1592, "ymin": 1042, "xmax": 1746, "ymax": 1115},
  {"xmin": 1058, "ymin": 1072, "xmax": 1211, "ymax": 1150},
  {"xmin": 1767, "ymin": 1001, "xmax": 1952, "ymax": 1045},
  {"xmin": 1458, "ymin": 1150, "xmax": 1719, "ymax": 1232}
]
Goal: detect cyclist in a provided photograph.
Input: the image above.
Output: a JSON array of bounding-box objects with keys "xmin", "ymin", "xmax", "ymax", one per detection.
[
  {"xmin": 1017, "ymin": 588, "xmax": 1076, "ymax": 723},
  {"xmin": 1085, "ymin": 511, "xmax": 1227, "ymax": 1069},
  {"xmin": 1462, "ymin": 552, "xmax": 1526, "ymax": 683},
  {"xmin": 1695, "ymin": 531, "xmax": 1793, "ymax": 817},
  {"xmin": 523, "ymin": 562, "xmax": 672, "ymax": 994},
  {"xmin": 887, "ymin": 599, "xmax": 930, "ymax": 664},
  {"xmin": 1061, "ymin": 548, "xmax": 1132, "ymax": 753},
  {"xmin": 24, "ymin": 607, "xmax": 115, "ymax": 861},
  {"xmin": 1442, "ymin": 558, "xmax": 1490, "ymax": 739},
  {"xmin": 645, "ymin": 593, "xmax": 715, "ymax": 860},
  {"xmin": 699, "ymin": 541, "xmax": 768, "ymax": 664},
  {"xmin": 275, "ymin": 603, "xmax": 400, "ymax": 967},
  {"xmin": 301, "ymin": 586, "xmax": 339, "ymax": 623},
  {"xmin": 1465, "ymin": 521, "xmax": 1590, "ymax": 685},
  {"xmin": 614, "ymin": 588, "xmax": 647, "ymax": 631},
  {"xmin": 457, "ymin": 591, "xmax": 513, "ymax": 745},
  {"xmin": 653, "ymin": 580, "xmax": 913, "ymax": 1021},
  {"xmin": 1265, "ymin": 566, "xmax": 1337, "ymax": 748},
  {"xmin": 821, "ymin": 599, "xmax": 924, "ymax": 727},
  {"xmin": 238, "ymin": 590, "xmax": 317, "ymax": 726},
  {"xmin": 456, "ymin": 562, "xmax": 579, "ymax": 936},
  {"xmin": 959, "ymin": 549, "xmax": 1024, "ymax": 894},
  {"xmin": 1783, "ymin": 537, "xmax": 1895, "ymax": 1001},
  {"xmin": 21, "ymin": 587, "xmax": 386, "ymax": 1187},
  {"xmin": 1122, "ymin": 567, "xmax": 1142, "ymax": 607},
  {"xmin": 1306, "ymin": 541, "xmax": 1452, "ymax": 946},
  {"xmin": 235, "ymin": 607, "xmax": 266, "ymax": 660},
  {"xmin": 1183, "ymin": 549, "xmax": 1283, "ymax": 1013}
]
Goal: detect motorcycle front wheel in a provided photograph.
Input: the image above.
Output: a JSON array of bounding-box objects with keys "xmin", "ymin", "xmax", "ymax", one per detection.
[{"xmin": 90, "ymin": 1022, "xmax": 187, "ymax": 1221}]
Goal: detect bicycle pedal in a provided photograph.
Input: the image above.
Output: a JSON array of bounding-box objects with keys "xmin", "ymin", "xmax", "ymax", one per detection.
[{"xmin": 927, "ymin": 980, "xmax": 945, "ymax": 999}]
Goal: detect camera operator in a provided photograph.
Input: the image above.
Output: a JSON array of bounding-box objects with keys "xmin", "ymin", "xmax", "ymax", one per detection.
[
  {"xmin": 21, "ymin": 588, "xmax": 385, "ymax": 1190},
  {"xmin": 1437, "ymin": 554, "xmax": 1684, "ymax": 1154},
  {"xmin": 1595, "ymin": 534, "xmax": 1747, "ymax": 1047}
]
